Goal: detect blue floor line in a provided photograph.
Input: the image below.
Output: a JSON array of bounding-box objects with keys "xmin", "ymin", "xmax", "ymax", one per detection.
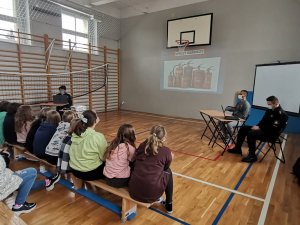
[
  {"xmin": 150, "ymin": 207, "xmax": 190, "ymax": 225},
  {"xmin": 39, "ymin": 171, "xmax": 127, "ymax": 219},
  {"xmin": 39, "ymin": 171, "xmax": 189, "ymax": 223},
  {"xmin": 212, "ymin": 143, "xmax": 266, "ymax": 225}
]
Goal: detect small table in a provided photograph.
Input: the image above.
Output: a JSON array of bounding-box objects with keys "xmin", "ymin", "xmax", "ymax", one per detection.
[
  {"xmin": 32, "ymin": 102, "xmax": 68, "ymax": 108},
  {"xmin": 199, "ymin": 109, "xmax": 245, "ymax": 155}
]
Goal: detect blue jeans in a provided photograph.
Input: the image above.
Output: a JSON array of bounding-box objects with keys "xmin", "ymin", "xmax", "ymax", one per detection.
[{"xmin": 14, "ymin": 168, "xmax": 45, "ymax": 205}]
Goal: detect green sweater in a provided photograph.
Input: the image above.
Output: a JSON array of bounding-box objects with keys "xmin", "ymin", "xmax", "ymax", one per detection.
[
  {"xmin": 0, "ymin": 112, "xmax": 7, "ymax": 145},
  {"xmin": 69, "ymin": 128, "xmax": 107, "ymax": 172}
]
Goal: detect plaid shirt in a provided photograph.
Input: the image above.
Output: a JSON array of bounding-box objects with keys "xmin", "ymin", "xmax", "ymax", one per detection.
[{"xmin": 57, "ymin": 135, "xmax": 72, "ymax": 174}]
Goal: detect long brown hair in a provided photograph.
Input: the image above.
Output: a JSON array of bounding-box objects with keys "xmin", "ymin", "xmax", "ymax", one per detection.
[
  {"xmin": 105, "ymin": 124, "xmax": 136, "ymax": 160},
  {"xmin": 145, "ymin": 125, "xmax": 166, "ymax": 155},
  {"xmin": 15, "ymin": 105, "xmax": 34, "ymax": 133},
  {"xmin": 70, "ymin": 110, "xmax": 98, "ymax": 136}
]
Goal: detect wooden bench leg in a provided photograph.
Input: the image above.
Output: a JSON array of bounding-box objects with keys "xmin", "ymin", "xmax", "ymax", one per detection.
[
  {"xmin": 121, "ymin": 199, "xmax": 137, "ymax": 223},
  {"xmin": 70, "ymin": 174, "xmax": 84, "ymax": 190},
  {"xmin": 13, "ymin": 146, "xmax": 24, "ymax": 160}
]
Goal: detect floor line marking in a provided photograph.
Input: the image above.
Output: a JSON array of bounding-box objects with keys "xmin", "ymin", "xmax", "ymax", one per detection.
[
  {"xmin": 173, "ymin": 172, "xmax": 264, "ymax": 202},
  {"xmin": 257, "ymin": 134, "xmax": 287, "ymax": 225},
  {"xmin": 172, "ymin": 149, "xmax": 220, "ymax": 161},
  {"xmin": 182, "ymin": 157, "xmax": 198, "ymax": 169},
  {"xmin": 149, "ymin": 208, "xmax": 190, "ymax": 225},
  {"xmin": 201, "ymin": 197, "xmax": 217, "ymax": 218}
]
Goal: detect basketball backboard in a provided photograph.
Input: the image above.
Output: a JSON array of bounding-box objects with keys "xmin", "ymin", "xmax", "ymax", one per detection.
[{"xmin": 167, "ymin": 13, "xmax": 213, "ymax": 48}]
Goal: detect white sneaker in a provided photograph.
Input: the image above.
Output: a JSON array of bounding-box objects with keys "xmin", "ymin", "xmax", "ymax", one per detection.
[
  {"xmin": 39, "ymin": 165, "xmax": 47, "ymax": 173},
  {"xmin": 154, "ymin": 197, "xmax": 164, "ymax": 204}
]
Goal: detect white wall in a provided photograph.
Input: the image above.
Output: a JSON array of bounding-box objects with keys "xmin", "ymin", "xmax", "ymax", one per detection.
[{"xmin": 120, "ymin": 0, "xmax": 300, "ymax": 119}]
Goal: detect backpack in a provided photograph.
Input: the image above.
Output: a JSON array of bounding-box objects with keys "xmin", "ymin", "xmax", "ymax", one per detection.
[{"xmin": 292, "ymin": 157, "xmax": 300, "ymax": 185}]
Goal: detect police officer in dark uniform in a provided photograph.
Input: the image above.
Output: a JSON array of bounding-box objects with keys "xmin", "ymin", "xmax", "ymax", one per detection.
[{"xmin": 228, "ymin": 96, "xmax": 288, "ymax": 163}]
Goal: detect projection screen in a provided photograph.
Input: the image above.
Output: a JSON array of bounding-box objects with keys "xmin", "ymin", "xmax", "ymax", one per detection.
[{"xmin": 253, "ymin": 62, "xmax": 300, "ymax": 115}]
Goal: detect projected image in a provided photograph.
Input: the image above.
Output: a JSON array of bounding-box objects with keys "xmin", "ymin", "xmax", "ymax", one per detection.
[{"xmin": 163, "ymin": 57, "xmax": 221, "ymax": 92}]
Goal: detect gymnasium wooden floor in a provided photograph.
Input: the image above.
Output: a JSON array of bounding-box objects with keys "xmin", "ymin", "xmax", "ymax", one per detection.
[{"xmin": 8, "ymin": 111, "xmax": 300, "ymax": 225}]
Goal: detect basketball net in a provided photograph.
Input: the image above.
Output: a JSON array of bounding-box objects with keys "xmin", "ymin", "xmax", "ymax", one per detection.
[
  {"xmin": 175, "ymin": 40, "xmax": 189, "ymax": 55},
  {"xmin": 174, "ymin": 40, "xmax": 205, "ymax": 57}
]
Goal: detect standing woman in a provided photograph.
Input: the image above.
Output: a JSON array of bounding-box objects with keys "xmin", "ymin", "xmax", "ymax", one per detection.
[
  {"xmin": 69, "ymin": 110, "xmax": 107, "ymax": 181},
  {"xmin": 129, "ymin": 125, "xmax": 174, "ymax": 214}
]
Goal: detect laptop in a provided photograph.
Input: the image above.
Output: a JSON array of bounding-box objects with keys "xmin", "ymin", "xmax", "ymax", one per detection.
[
  {"xmin": 221, "ymin": 105, "xmax": 240, "ymax": 120},
  {"xmin": 53, "ymin": 95, "xmax": 68, "ymax": 104}
]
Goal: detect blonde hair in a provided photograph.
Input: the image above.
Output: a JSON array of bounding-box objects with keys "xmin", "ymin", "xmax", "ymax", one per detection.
[
  {"xmin": 62, "ymin": 111, "xmax": 77, "ymax": 123},
  {"xmin": 145, "ymin": 125, "xmax": 166, "ymax": 155},
  {"xmin": 46, "ymin": 110, "xmax": 61, "ymax": 126}
]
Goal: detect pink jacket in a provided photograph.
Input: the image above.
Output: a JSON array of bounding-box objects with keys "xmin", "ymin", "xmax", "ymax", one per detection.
[{"xmin": 103, "ymin": 143, "xmax": 135, "ymax": 179}]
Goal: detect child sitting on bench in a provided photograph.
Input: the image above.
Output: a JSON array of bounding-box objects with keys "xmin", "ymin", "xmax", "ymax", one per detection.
[{"xmin": 103, "ymin": 124, "xmax": 136, "ymax": 188}]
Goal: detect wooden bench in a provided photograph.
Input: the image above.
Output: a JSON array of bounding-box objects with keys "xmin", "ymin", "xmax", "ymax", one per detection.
[
  {"xmin": 4, "ymin": 143, "xmax": 26, "ymax": 160},
  {"xmin": 70, "ymin": 174, "xmax": 151, "ymax": 222},
  {"xmin": 0, "ymin": 202, "xmax": 27, "ymax": 225},
  {"xmin": 22, "ymin": 151, "xmax": 57, "ymax": 174}
]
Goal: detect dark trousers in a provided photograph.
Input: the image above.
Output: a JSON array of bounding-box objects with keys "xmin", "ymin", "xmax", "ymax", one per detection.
[
  {"xmin": 235, "ymin": 126, "xmax": 267, "ymax": 156},
  {"xmin": 72, "ymin": 163, "xmax": 105, "ymax": 181},
  {"xmin": 165, "ymin": 168, "xmax": 173, "ymax": 204},
  {"xmin": 45, "ymin": 154, "xmax": 58, "ymax": 165},
  {"xmin": 105, "ymin": 177, "xmax": 130, "ymax": 188}
]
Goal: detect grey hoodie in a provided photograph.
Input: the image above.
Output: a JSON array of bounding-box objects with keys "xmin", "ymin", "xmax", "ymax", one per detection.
[{"xmin": 0, "ymin": 155, "xmax": 22, "ymax": 201}]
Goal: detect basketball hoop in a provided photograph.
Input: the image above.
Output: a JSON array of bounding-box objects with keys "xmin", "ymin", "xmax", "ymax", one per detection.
[
  {"xmin": 174, "ymin": 40, "xmax": 205, "ymax": 57},
  {"xmin": 175, "ymin": 40, "xmax": 189, "ymax": 54}
]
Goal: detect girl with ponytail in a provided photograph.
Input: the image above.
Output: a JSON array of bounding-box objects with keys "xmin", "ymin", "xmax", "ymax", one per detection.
[
  {"xmin": 129, "ymin": 125, "xmax": 174, "ymax": 214},
  {"xmin": 69, "ymin": 110, "xmax": 107, "ymax": 181}
]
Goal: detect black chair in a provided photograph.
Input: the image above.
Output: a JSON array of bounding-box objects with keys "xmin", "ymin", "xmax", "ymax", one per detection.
[
  {"xmin": 256, "ymin": 135, "xmax": 287, "ymax": 163},
  {"xmin": 256, "ymin": 122, "xmax": 288, "ymax": 164}
]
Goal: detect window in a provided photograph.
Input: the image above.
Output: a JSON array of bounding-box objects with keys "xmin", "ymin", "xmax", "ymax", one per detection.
[
  {"xmin": 0, "ymin": 20, "xmax": 16, "ymax": 41},
  {"xmin": 0, "ymin": 0, "xmax": 30, "ymax": 43},
  {"xmin": 0, "ymin": 0, "xmax": 16, "ymax": 41},
  {"xmin": 0, "ymin": 0, "xmax": 15, "ymax": 17},
  {"xmin": 61, "ymin": 12, "xmax": 92, "ymax": 52}
]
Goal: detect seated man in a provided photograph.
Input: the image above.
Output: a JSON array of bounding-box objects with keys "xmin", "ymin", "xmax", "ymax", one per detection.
[
  {"xmin": 56, "ymin": 85, "xmax": 73, "ymax": 113},
  {"xmin": 222, "ymin": 90, "xmax": 251, "ymax": 140},
  {"xmin": 228, "ymin": 96, "xmax": 288, "ymax": 163}
]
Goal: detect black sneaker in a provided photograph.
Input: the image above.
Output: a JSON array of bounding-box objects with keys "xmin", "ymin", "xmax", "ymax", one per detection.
[
  {"xmin": 46, "ymin": 173, "xmax": 61, "ymax": 191},
  {"xmin": 12, "ymin": 202, "xmax": 36, "ymax": 215},
  {"xmin": 161, "ymin": 201, "xmax": 173, "ymax": 214},
  {"xmin": 241, "ymin": 155, "xmax": 257, "ymax": 163},
  {"xmin": 227, "ymin": 147, "xmax": 242, "ymax": 155}
]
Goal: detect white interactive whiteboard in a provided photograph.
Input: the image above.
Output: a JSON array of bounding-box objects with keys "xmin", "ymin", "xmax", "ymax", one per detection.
[{"xmin": 253, "ymin": 62, "xmax": 300, "ymax": 115}]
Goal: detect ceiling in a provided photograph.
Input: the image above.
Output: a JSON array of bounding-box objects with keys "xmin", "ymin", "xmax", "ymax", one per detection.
[{"xmin": 67, "ymin": 0, "xmax": 209, "ymax": 18}]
